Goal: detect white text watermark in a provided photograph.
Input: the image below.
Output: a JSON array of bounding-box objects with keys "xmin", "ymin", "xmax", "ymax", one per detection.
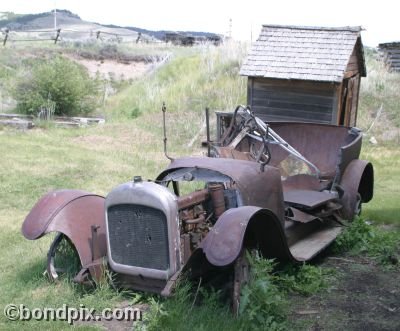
[{"xmin": 4, "ymin": 303, "xmax": 142, "ymax": 325}]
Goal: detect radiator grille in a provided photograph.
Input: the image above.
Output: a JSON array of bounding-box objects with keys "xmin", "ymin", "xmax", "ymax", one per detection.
[{"xmin": 107, "ymin": 204, "xmax": 169, "ymax": 270}]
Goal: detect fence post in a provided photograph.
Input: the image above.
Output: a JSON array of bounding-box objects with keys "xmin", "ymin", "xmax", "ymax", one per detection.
[{"xmin": 3, "ymin": 28, "xmax": 9, "ymax": 46}]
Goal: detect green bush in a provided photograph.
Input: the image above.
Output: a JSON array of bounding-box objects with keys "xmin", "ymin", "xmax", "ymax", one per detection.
[
  {"xmin": 239, "ymin": 253, "xmax": 288, "ymax": 330},
  {"xmin": 13, "ymin": 56, "xmax": 100, "ymax": 116},
  {"xmin": 277, "ymin": 263, "xmax": 331, "ymax": 295},
  {"xmin": 331, "ymin": 217, "xmax": 399, "ymax": 266}
]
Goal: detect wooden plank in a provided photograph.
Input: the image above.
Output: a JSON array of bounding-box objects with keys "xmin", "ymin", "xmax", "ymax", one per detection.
[
  {"xmin": 253, "ymin": 77, "xmax": 336, "ymax": 94},
  {"xmin": 256, "ymin": 113, "xmax": 331, "ymax": 124},
  {"xmin": 346, "ymin": 63, "xmax": 359, "ymax": 72},
  {"xmin": 289, "ymin": 226, "xmax": 342, "ymax": 261},
  {"xmin": 381, "ymin": 49, "xmax": 400, "ymax": 55},
  {"xmin": 343, "ymin": 70, "xmax": 359, "ymax": 79},
  {"xmin": 253, "ymin": 80, "xmax": 335, "ymax": 96},
  {"xmin": 0, "ymin": 119, "xmax": 34, "ymax": 129},
  {"xmin": 350, "ymin": 75, "xmax": 360, "ymax": 127},
  {"xmin": 0, "ymin": 113, "xmax": 34, "ymax": 119},
  {"xmin": 253, "ymin": 105, "xmax": 332, "ymax": 122},
  {"xmin": 252, "ymin": 89, "xmax": 334, "ymax": 105},
  {"xmin": 247, "ymin": 78, "xmax": 254, "ymax": 108},
  {"xmin": 252, "ymin": 98, "xmax": 332, "ymax": 113}
]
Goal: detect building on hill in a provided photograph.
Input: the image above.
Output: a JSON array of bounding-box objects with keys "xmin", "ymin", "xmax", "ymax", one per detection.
[{"xmin": 378, "ymin": 42, "xmax": 400, "ymax": 72}]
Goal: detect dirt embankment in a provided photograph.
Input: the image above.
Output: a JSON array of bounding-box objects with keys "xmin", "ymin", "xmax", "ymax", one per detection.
[{"xmin": 68, "ymin": 56, "xmax": 151, "ymax": 80}]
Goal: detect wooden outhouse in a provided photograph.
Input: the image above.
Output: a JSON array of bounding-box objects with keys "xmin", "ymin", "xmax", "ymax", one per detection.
[{"xmin": 240, "ymin": 25, "xmax": 366, "ymax": 126}]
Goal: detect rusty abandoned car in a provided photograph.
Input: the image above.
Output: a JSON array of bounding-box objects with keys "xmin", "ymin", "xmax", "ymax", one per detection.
[{"xmin": 22, "ymin": 105, "xmax": 373, "ymax": 312}]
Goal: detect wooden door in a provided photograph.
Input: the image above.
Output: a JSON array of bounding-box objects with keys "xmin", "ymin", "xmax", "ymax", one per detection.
[{"xmin": 338, "ymin": 75, "xmax": 359, "ymax": 126}]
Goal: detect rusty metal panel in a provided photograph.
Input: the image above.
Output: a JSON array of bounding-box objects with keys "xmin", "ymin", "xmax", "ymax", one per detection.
[
  {"xmin": 177, "ymin": 189, "xmax": 209, "ymax": 210},
  {"xmin": 285, "ymin": 207, "xmax": 319, "ymax": 223},
  {"xmin": 283, "ymin": 190, "xmax": 337, "ymax": 210},
  {"xmin": 22, "ymin": 190, "xmax": 104, "ymax": 240},
  {"xmin": 339, "ymin": 159, "xmax": 374, "ymax": 219},
  {"xmin": 22, "ymin": 190, "xmax": 106, "ymax": 280},
  {"xmin": 267, "ymin": 122, "xmax": 356, "ymax": 179},
  {"xmin": 157, "ymin": 157, "xmax": 285, "ymax": 225},
  {"xmin": 200, "ymin": 206, "xmax": 294, "ymax": 266}
]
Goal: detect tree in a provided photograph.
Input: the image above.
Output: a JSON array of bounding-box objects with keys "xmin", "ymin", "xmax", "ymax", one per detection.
[{"xmin": 14, "ymin": 56, "xmax": 100, "ymax": 116}]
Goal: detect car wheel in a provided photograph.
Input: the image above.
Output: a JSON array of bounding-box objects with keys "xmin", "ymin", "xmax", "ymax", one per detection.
[
  {"xmin": 47, "ymin": 232, "xmax": 81, "ymax": 281},
  {"xmin": 232, "ymin": 249, "xmax": 251, "ymax": 316},
  {"xmin": 354, "ymin": 193, "xmax": 362, "ymax": 216}
]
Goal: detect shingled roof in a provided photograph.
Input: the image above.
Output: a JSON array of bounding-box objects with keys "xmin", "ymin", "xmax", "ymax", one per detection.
[{"xmin": 240, "ymin": 25, "xmax": 366, "ymax": 82}]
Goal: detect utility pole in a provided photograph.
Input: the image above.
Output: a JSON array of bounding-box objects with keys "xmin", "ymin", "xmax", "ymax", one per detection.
[
  {"xmin": 228, "ymin": 18, "xmax": 232, "ymax": 39},
  {"xmin": 54, "ymin": 0, "xmax": 57, "ymax": 31}
]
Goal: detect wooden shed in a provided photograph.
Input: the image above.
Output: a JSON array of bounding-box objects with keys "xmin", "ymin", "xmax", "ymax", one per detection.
[
  {"xmin": 240, "ymin": 25, "xmax": 366, "ymax": 126},
  {"xmin": 378, "ymin": 42, "xmax": 400, "ymax": 72}
]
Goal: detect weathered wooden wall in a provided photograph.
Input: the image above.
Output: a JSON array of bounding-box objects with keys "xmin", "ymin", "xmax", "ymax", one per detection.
[
  {"xmin": 378, "ymin": 42, "xmax": 400, "ymax": 72},
  {"xmin": 248, "ymin": 78, "xmax": 338, "ymax": 124}
]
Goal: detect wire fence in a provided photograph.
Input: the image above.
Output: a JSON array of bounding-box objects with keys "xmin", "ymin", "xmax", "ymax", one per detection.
[
  {"xmin": 1, "ymin": 27, "xmax": 224, "ymax": 47},
  {"xmin": 1, "ymin": 27, "xmax": 156, "ymax": 46}
]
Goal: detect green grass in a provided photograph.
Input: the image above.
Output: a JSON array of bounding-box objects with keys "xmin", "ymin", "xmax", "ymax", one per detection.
[
  {"xmin": 361, "ymin": 144, "xmax": 400, "ymax": 225},
  {"xmin": 105, "ymin": 41, "xmax": 247, "ymax": 121},
  {"xmin": 358, "ymin": 48, "xmax": 400, "ymax": 141},
  {"xmin": 331, "ymin": 217, "xmax": 399, "ymax": 266}
]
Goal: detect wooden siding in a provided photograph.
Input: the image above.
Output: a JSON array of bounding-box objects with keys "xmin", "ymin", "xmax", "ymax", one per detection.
[
  {"xmin": 345, "ymin": 46, "xmax": 360, "ymax": 73},
  {"xmin": 249, "ymin": 78, "xmax": 337, "ymax": 124},
  {"xmin": 379, "ymin": 42, "xmax": 400, "ymax": 72},
  {"xmin": 349, "ymin": 74, "xmax": 360, "ymax": 126}
]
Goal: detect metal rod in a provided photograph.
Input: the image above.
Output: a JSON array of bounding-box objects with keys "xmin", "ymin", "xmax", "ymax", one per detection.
[
  {"xmin": 205, "ymin": 107, "xmax": 211, "ymax": 157},
  {"xmin": 254, "ymin": 114, "xmax": 320, "ymax": 177},
  {"xmin": 162, "ymin": 103, "xmax": 173, "ymax": 161}
]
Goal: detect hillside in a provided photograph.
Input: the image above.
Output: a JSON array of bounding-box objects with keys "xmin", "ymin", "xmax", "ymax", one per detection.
[{"xmin": 0, "ymin": 10, "xmax": 221, "ymax": 42}]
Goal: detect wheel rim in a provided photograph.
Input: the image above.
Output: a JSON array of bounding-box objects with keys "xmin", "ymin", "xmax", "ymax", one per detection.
[
  {"xmin": 354, "ymin": 193, "xmax": 362, "ymax": 216},
  {"xmin": 47, "ymin": 233, "xmax": 81, "ymax": 281}
]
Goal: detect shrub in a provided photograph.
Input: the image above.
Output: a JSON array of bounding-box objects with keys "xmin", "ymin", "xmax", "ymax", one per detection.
[
  {"xmin": 331, "ymin": 217, "xmax": 399, "ymax": 266},
  {"xmin": 13, "ymin": 56, "xmax": 100, "ymax": 116},
  {"xmin": 239, "ymin": 253, "xmax": 288, "ymax": 330},
  {"xmin": 277, "ymin": 263, "xmax": 331, "ymax": 295}
]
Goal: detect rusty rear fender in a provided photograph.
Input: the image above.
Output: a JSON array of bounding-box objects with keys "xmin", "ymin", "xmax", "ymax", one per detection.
[
  {"xmin": 22, "ymin": 190, "xmax": 107, "ymax": 269},
  {"xmin": 339, "ymin": 159, "xmax": 374, "ymax": 219},
  {"xmin": 200, "ymin": 206, "xmax": 296, "ymax": 267}
]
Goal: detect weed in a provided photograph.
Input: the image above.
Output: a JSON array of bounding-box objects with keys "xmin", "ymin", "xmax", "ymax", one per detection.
[
  {"xmin": 239, "ymin": 253, "xmax": 288, "ymax": 330},
  {"xmin": 277, "ymin": 263, "xmax": 331, "ymax": 295},
  {"xmin": 331, "ymin": 217, "xmax": 399, "ymax": 267},
  {"xmin": 136, "ymin": 282, "xmax": 240, "ymax": 331},
  {"xmin": 331, "ymin": 217, "xmax": 373, "ymax": 253},
  {"xmin": 130, "ymin": 107, "xmax": 141, "ymax": 118}
]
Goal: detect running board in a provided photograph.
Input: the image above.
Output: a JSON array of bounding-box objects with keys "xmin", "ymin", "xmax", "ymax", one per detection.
[{"xmin": 289, "ymin": 226, "xmax": 342, "ymax": 261}]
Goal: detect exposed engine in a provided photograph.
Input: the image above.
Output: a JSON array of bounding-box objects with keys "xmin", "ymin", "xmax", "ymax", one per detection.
[{"xmin": 176, "ymin": 182, "xmax": 238, "ymax": 263}]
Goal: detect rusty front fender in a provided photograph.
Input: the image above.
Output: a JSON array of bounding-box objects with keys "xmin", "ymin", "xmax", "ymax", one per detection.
[
  {"xmin": 22, "ymin": 190, "xmax": 107, "ymax": 276},
  {"xmin": 200, "ymin": 206, "xmax": 296, "ymax": 267},
  {"xmin": 339, "ymin": 159, "xmax": 374, "ymax": 219}
]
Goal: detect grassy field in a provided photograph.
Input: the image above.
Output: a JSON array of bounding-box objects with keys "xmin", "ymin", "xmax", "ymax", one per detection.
[{"xmin": 0, "ymin": 42, "xmax": 399, "ymax": 330}]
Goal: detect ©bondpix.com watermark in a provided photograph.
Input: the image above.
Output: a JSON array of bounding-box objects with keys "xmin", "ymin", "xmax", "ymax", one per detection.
[{"xmin": 4, "ymin": 303, "xmax": 142, "ymax": 325}]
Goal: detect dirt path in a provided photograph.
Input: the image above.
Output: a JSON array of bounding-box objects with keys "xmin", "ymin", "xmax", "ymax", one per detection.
[{"xmin": 289, "ymin": 255, "xmax": 400, "ymax": 330}]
